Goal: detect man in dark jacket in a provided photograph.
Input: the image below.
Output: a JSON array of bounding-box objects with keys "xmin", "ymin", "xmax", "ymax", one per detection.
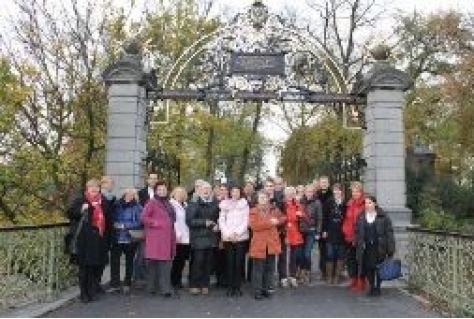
[
  {"xmin": 138, "ymin": 173, "xmax": 159, "ymax": 207},
  {"xmin": 100, "ymin": 176, "xmax": 116, "ymax": 293},
  {"xmin": 186, "ymin": 181, "xmax": 220, "ymax": 295}
]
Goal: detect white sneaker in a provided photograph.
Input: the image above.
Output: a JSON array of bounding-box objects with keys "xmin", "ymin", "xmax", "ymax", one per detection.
[
  {"xmin": 290, "ymin": 277, "xmax": 298, "ymax": 288},
  {"xmin": 280, "ymin": 278, "xmax": 289, "ymax": 288}
]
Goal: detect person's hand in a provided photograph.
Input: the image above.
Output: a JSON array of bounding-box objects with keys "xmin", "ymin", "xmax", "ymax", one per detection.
[
  {"xmin": 322, "ymin": 232, "xmax": 328, "ymax": 239},
  {"xmin": 270, "ymin": 218, "xmax": 279, "ymax": 225},
  {"xmin": 315, "ymin": 234, "xmax": 320, "ymax": 241},
  {"xmin": 205, "ymin": 220, "xmax": 215, "ymax": 227},
  {"xmin": 114, "ymin": 223, "xmax": 124, "ymax": 229},
  {"xmin": 296, "ymin": 211, "xmax": 303, "ymax": 217},
  {"xmin": 212, "ymin": 224, "xmax": 219, "ymax": 232},
  {"xmin": 81, "ymin": 203, "xmax": 89, "ymax": 212}
]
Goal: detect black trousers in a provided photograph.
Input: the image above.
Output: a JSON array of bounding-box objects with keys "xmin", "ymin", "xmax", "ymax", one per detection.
[
  {"xmin": 364, "ymin": 244, "xmax": 382, "ymax": 292},
  {"xmin": 110, "ymin": 242, "xmax": 138, "ymax": 287},
  {"xmin": 224, "ymin": 241, "xmax": 246, "ymax": 290},
  {"xmin": 289, "ymin": 245, "xmax": 303, "ymax": 278},
  {"xmin": 277, "ymin": 233, "xmax": 287, "ymax": 280},
  {"xmin": 79, "ymin": 265, "xmax": 102, "ymax": 299},
  {"xmin": 214, "ymin": 247, "xmax": 227, "ymax": 286},
  {"xmin": 319, "ymin": 239, "xmax": 327, "ymax": 275},
  {"xmin": 245, "ymin": 255, "xmax": 253, "ymax": 282},
  {"xmin": 147, "ymin": 260, "xmax": 172, "ymax": 294},
  {"xmin": 190, "ymin": 248, "xmax": 213, "ymax": 288},
  {"xmin": 252, "ymin": 255, "xmax": 276, "ymax": 293},
  {"xmin": 241, "ymin": 239, "xmax": 251, "ymax": 282},
  {"xmin": 171, "ymin": 244, "xmax": 190, "ymax": 287},
  {"xmin": 346, "ymin": 244, "xmax": 359, "ymax": 278}
]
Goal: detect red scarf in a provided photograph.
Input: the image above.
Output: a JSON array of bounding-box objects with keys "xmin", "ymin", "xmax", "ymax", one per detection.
[{"xmin": 85, "ymin": 192, "xmax": 105, "ymax": 237}]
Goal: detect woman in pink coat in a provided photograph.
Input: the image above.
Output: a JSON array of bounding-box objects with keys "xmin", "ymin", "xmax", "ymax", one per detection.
[
  {"xmin": 218, "ymin": 185, "xmax": 249, "ymax": 297},
  {"xmin": 141, "ymin": 181, "xmax": 177, "ymax": 298}
]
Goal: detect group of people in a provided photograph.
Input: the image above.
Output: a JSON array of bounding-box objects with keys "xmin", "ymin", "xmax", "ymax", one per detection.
[{"xmin": 66, "ymin": 173, "xmax": 395, "ymax": 303}]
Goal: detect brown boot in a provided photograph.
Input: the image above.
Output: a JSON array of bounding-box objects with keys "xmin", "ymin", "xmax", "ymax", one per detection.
[
  {"xmin": 325, "ymin": 262, "xmax": 334, "ymax": 285},
  {"xmin": 335, "ymin": 260, "xmax": 345, "ymax": 285}
]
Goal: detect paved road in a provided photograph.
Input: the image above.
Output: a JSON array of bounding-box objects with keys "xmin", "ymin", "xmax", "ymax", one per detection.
[{"xmin": 44, "ymin": 281, "xmax": 438, "ymax": 318}]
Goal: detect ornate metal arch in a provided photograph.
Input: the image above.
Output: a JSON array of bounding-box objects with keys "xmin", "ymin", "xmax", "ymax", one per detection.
[{"xmin": 148, "ymin": 1, "xmax": 365, "ymax": 125}]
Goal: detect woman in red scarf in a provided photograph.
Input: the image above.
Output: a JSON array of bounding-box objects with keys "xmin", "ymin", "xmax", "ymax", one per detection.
[
  {"xmin": 284, "ymin": 186, "xmax": 306, "ymax": 288},
  {"xmin": 67, "ymin": 179, "xmax": 112, "ymax": 303},
  {"xmin": 342, "ymin": 181, "xmax": 366, "ymax": 292}
]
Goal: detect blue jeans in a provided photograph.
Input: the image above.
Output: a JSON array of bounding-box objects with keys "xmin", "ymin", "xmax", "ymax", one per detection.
[
  {"xmin": 326, "ymin": 243, "xmax": 345, "ymax": 261},
  {"xmin": 289, "ymin": 245, "xmax": 304, "ymax": 277},
  {"xmin": 301, "ymin": 232, "xmax": 316, "ymax": 270}
]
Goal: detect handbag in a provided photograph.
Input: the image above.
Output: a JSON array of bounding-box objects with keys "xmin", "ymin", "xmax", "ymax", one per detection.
[
  {"xmin": 129, "ymin": 229, "xmax": 144, "ymax": 241},
  {"xmin": 377, "ymin": 258, "xmax": 402, "ymax": 281},
  {"xmin": 67, "ymin": 212, "xmax": 87, "ymax": 256}
]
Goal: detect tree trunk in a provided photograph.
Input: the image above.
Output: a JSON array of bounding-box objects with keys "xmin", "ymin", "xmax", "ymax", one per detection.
[
  {"xmin": 205, "ymin": 101, "xmax": 218, "ymax": 181},
  {"xmin": 238, "ymin": 102, "xmax": 262, "ymax": 183}
]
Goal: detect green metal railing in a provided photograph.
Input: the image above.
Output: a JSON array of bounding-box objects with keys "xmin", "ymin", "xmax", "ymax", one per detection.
[
  {"xmin": 407, "ymin": 226, "xmax": 474, "ymax": 316},
  {"xmin": 0, "ymin": 223, "xmax": 77, "ymax": 311}
]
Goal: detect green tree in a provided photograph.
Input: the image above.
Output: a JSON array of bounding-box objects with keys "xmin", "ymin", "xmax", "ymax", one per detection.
[
  {"xmin": 0, "ymin": 0, "xmax": 123, "ymax": 224},
  {"xmin": 280, "ymin": 114, "xmax": 362, "ymax": 184}
]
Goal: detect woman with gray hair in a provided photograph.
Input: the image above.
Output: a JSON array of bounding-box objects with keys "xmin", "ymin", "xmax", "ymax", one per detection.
[{"xmin": 186, "ymin": 181, "xmax": 220, "ymax": 295}]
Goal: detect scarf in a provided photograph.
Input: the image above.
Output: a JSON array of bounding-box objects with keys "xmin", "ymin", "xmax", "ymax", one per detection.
[{"xmin": 85, "ymin": 192, "xmax": 105, "ymax": 236}]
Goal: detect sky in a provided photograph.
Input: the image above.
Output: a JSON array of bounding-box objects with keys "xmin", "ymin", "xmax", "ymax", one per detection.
[{"xmin": 1, "ymin": 0, "xmax": 472, "ymax": 178}]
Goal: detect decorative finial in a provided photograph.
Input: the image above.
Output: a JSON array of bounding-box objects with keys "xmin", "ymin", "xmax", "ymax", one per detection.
[
  {"xmin": 249, "ymin": 0, "xmax": 269, "ymax": 30},
  {"xmin": 369, "ymin": 44, "xmax": 391, "ymax": 61},
  {"xmin": 123, "ymin": 38, "xmax": 143, "ymax": 55}
]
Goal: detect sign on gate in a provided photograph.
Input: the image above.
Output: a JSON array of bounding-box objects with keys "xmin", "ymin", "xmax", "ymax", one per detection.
[{"xmin": 229, "ymin": 52, "xmax": 285, "ymax": 76}]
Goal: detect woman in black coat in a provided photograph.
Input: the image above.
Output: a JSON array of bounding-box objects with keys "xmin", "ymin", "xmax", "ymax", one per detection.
[
  {"xmin": 67, "ymin": 179, "xmax": 112, "ymax": 303},
  {"xmin": 355, "ymin": 195, "xmax": 395, "ymax": 297},
  {"xmin": 185, "ymin": 182, "xmax": 220, "ymax": 295}
]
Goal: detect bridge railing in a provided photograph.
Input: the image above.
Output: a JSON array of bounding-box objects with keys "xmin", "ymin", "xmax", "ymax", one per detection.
[
  {"xmin": 0, "ymin": 223, "xmax": 77, "ymax": 312},
  {"xmin": 407, "ymin": 226, "xmax": 474, "ymax": 316}
]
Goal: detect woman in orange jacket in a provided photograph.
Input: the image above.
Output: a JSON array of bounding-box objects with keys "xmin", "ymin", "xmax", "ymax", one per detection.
[{"xmin": 249, "ymin": 191, "xmax": 286, "ymax": 300}]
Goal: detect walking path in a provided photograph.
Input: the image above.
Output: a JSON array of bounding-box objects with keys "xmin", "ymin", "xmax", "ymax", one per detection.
[{"xmin": 43, "ymin": 281, "xmax": 438, "ymax": 318}]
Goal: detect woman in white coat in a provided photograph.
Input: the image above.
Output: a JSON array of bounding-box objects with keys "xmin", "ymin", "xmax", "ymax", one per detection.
[
  {"xmin": 218, "ymin": 185, "xmax": 249, "ymax": 297},
  {"xmin": 170, "ymin": 187, "xmax": 190, "ymax": 289}
]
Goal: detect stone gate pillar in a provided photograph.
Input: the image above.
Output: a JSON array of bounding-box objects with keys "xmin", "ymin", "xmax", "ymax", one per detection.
[
  {"xmin": 359, "ymin": 47, "xmax": 412, "ymax": 262},
  {"xmin": 102, "ymin": 47, "xmax": 147, "ymax": 196}
]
